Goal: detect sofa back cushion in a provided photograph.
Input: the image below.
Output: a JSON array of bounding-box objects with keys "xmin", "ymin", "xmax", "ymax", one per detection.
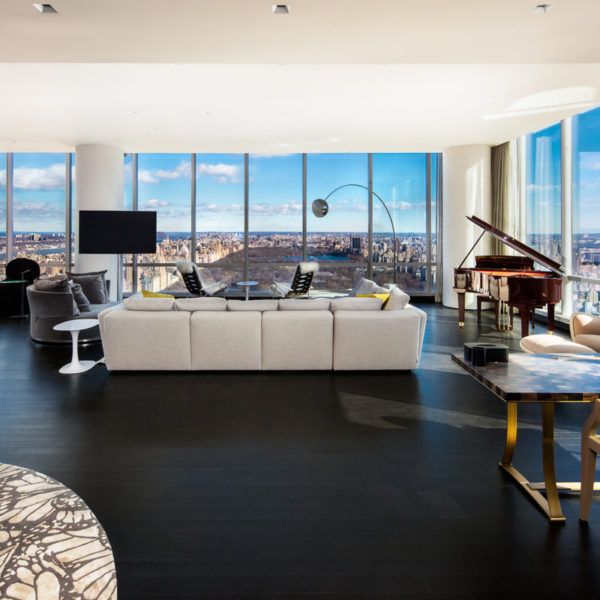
[
  {"xmin": 278, "ymin": 298, "xmax": 331, "ymax": 311},
  {"xmin": 69, "ymin": 282, "xmax": 91, "ymax": 312},
  {"xmin": 67, "ymin": 270, "xmax": 109, "ymax": 303},
  {"xmin": 352, "ymin": 277, "xmax": 389, "ymax": 296},
  {"xmin": 383, "ymin": 286, "xmax": 411, "ymax": 310},
  {"xmin": 123, "ymin": 297, "xmax": 175, "ymax": 311},
  {"xmin": 33, "ymin": 276, "xmax": 70, "ymax": 293},
  {"xmin": 227, "ymin": 299, "xmax": 278, "ymax": 311},
  {"xmin": 175, "ymin": 297, "xmax": 227, "ymax": 311},
  {"xmin": 330, "ymin": 297, "xmax": 383, "ymax": 311}
]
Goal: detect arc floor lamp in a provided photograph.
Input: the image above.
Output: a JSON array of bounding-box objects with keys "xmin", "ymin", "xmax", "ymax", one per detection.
[{"xmin": 312, "ymin": 183, "xmax": 397, "ymax": 284}]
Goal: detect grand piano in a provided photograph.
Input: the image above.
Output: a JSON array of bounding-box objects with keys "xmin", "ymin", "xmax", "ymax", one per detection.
[{"xmin": 454, "ymin": 215, "xmax": 564, "ymax": 338}]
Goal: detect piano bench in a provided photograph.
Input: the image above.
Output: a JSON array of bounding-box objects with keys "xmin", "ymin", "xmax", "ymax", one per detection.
[{"xmin": 520, "ymin": 334, "xmax": 595, "ymax": 355}]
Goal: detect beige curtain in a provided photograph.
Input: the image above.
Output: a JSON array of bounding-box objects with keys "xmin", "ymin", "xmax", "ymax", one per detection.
[{"xmin": 490, "ymin": 140, "xmax": 519, "ymax": 255}]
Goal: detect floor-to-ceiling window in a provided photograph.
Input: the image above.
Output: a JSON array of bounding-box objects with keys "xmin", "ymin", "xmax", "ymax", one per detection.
[
  {"xmin": 306, "ymin": 153, "xmax": 369, "ymax": 291},
  {"xmin": 572, "ymin": 106, "xmax": 600, "ymax": 314},
  {"xmin": 372, "ymin": 153, "xmax": 433, "ymax": 291},
  {"xmin": 525, "ymin": 123, "xmax": 562, "ymax": 264},
  {"xmin": 136, "ymin": 153, "xmax": 191, "ymax": 292},
  {"xmin": 11, "ymin": 153, "xmax": 68, "ymax": 277},
  {"xmin": 248, "ymin": 153, "xmax": 303, "ymax": 291},
  {"xmin": 195, "ymin": 153, "xmax": 245, "ymax": 288},
  {"xmin": 123, "ymin": 152, "xmax": 439, "ymax": 295},
  {"xmin": 0, "ymin": 152, "xmax": 438, "ymax": 295}
]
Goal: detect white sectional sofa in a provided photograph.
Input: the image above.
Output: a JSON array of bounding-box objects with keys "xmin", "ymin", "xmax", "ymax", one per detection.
[{"xmin": 98, "ymin": 294, "xmax": 427, "ymax": 371}]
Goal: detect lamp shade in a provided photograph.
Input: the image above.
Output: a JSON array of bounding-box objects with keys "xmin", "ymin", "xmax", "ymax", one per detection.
[{"xmin": 312, "ymin": 198, "xmax": 329, "ymax": 218}]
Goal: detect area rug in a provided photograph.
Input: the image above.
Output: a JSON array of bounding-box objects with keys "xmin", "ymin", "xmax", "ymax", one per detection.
[{"xmin": 0, "ymin": 463, "xmax": 117, "ymax": 600}]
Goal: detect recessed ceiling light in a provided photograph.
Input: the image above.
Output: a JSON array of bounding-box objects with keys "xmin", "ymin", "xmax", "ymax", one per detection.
[
  {"xmin": 272, "ymin": 4, "xmax": 290, "ymax": 15},
  {"xmin": 33, "ymin": 3, "xmax": 57, "ymax": 13},
  {"xmin": 532, "ymin": 4, "xmax": 553, "ymax": 13}
]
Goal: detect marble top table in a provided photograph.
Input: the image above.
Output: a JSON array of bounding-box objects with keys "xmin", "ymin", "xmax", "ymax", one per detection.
[{"xmin": 452, "ymin": 352, "xmax": 600, "ymax": 522}]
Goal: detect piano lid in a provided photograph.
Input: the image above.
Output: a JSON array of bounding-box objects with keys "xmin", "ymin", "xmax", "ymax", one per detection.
[{"xmin": 467, "ymin": 215, "xmax": 564, "ymax": 276}]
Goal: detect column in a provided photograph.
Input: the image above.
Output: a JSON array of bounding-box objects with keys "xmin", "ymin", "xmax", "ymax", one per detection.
[
  {"xmin": 74, "ymin": 144, "xmax": 124, "ymax": 301},
  {"xmin": 442, "ymin": 145, "xmax": 492, "ymax": 308}
]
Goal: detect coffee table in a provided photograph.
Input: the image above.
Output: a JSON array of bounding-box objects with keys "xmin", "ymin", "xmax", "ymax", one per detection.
[
  {"xmin": 452, "ymin": 351, "xmax": 600, "ymax": 522},
  {"xmin": 53, "ymin": 319, "xmax": 99, "ymax": 374},
  {"xmin": 236, "ymin": 280, "xmax": 258, "ymax": 301}
]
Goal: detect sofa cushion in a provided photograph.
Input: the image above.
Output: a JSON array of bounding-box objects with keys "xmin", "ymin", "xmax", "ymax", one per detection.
[
  {"xmin": 333, "ymin": 310, "xmax": 422, "ymax": 370},
  {"xmin": 175, "ymin": 297, "xmax": 227, "ymax": 311},
  {"xmin": 190, "ymin": 312, "xmax": 261, "ymax": 370},
  {"xmin": 69, "ymin": 282, "xmax": 91, "ymax": 312},
  {"xmin": 101, "ymin": 310, "xmax": 191, "ymax": 371},
  {"xmin": 353, "ymin": 277, "xmax": 388, "ymax": 296},
  {"xmin": 227, "ymin": 299, "xmax": 278, "ymax": 311},
  {"xmin": 33, "ymin": 277, "xmax": 70, "ymax": 292},
  {"xmin": 67, "ymin": 270, "xmax": 109, "ymax": 302},
  {"xmin": 278, "ymin": 298, "xmax": 331, "ymax": 311},
  {"xmin": 330, "ymin": 297, "xmax": 383, "ymax": 311},
  {"xmin": 384, "ymin": 286, "xmax": 410, "ymax": 310},
  {"xmin": 123, "ymin": 297, "xmax": 175, "ymax": 311},
  {"xmin": 262, "ymin": 311, "xmax": 333, "ymax": 370}
]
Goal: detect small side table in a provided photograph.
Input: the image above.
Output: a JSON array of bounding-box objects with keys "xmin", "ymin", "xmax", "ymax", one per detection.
[
  {"xmin": 53, "ymin": 319, "xmax": 99, "ymax": 374},
  {"xmin": 236, "ymin": 280, "xmax": 258, "ymax": 301}
]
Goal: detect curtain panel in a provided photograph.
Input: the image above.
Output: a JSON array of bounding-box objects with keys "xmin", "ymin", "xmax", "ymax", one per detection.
[{"xmin": 490, "ymin": 141, "xmax": 519, "ymax": 255}]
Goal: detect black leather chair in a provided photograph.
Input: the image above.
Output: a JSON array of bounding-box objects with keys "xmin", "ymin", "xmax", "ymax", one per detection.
[{"xmin": 1, "ymin": 258, "xmax": 40, "ymax": 316}]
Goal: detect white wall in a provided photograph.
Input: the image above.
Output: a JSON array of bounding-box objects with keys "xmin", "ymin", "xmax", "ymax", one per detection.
[
  {"xmin": 74, "ymin": 144, "xmax": 124, "ymax": 301},
  {"xmin": 442, "ymin": 145, "xmax": 492, "ymax": 309}
]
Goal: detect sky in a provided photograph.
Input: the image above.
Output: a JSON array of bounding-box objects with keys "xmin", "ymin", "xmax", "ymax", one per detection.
[
  {"xmin": 0, "ymin": 152, "xmax": 435, "ymax": 234},
  {"xmin": 526, "ymin": 106, "xmax": 600, "ymax": 235}
]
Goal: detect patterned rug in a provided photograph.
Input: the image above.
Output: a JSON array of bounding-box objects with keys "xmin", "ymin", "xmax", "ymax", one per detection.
[{"xmin": 0, "ymin": 463, "xmax": 117, "ymax": 600}]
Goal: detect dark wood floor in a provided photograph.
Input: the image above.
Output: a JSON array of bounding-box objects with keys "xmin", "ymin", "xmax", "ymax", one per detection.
[{"xmin": 1, "ymin": 305, "xmax": 600, "ymax": 599}]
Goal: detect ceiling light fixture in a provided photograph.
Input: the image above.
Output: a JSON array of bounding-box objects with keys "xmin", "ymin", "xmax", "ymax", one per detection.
[
  {"xmin": 272, "ymin": 4, "xmax": 290, "ymax": 15},
  {"xmin": 532, "ymin": 4, "xmax": 553, "ymax": 13},
  {"xmin": 33, "ymin": 3, "xmax": 57, "ymax": 13}
]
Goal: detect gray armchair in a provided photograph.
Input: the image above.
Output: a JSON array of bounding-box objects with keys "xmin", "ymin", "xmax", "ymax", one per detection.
[{"xmin": 26, "ymin": 284, "xmax": 117, "ymax": 343}]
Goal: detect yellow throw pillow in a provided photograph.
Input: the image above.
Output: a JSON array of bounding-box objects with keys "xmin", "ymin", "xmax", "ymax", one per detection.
[
  {"xmin": 141, "ymin": 289, "xmax": 175, "ymax": 299},
  {"xmin": 356, "ymin": 292, "xmax": 390, "ymax": 309}
]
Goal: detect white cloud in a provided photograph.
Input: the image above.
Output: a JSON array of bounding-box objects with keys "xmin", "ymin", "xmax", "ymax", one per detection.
[
  {"xmin": 0, "ymin": 163, "xmax": 65, "ymax": 190},
  {"xmin": 155, "ymin": 160, "xmax": 191, "ymax": 180},
  {"xmin": 139, "ymin": 170, "xmax": 159, "ymax": 184},
  {"xmin": 138, "ymin": 160, "xmax": 238, "ymax": 184},
  {"xmin": 197, "ymin": 163, "xmax": 240, "ymax": 183},
  {"xmin": 251, "ymin": 201, "xmax": 302, "ymax": 216},
  {"xmin": 144, "ymin": 199, "xmax": 169, "ymax": 208},
  {"xmin": 198, "ymin": 202, "xmax": 243, "ymax": 213}
]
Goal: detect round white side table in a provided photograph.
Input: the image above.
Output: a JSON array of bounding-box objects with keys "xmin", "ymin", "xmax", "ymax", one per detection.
[
  {"xmin": 236, "ymin": 280, "xmax": 258, "ymax": 301},
  {"xmin": 53, "ymin": 319, "xmax": 99, "ymax": 374}
]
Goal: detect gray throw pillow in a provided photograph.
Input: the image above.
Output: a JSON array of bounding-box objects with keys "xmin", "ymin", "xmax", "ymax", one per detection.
[
  {"xmin": 69, "ymin": 282, "xmax": 91, "ymax": 312},
  {"xmin": 68, "ymin": 274, "xmax": 106, "ymax": 304},
  {"xmin": 33, "ymin": 277, "xmax": 70, "ymax": 293},
  {"xmin": 67, "ymin": 270, "xmax": 109, "ymax": 301},
  {"xmin": 353, "ymin": 277, "xmax": 388, "ymax": 296}
]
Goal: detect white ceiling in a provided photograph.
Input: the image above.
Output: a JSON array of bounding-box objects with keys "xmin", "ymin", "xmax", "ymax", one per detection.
[{"xmin": 1, "ymin": 0, "xmax": 600, "ymax": 152}]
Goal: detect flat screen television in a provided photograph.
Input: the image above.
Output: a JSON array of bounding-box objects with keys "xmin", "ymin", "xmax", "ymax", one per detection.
[{"xmin": 79, "ymin": 210, "xmax": 157, "ymax": 254}]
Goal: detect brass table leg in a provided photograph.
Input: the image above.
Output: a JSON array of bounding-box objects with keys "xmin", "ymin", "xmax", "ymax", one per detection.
[
  {"xmin": 500, "ymin": 402, "xmax": 517, "ymax": 466},
  {"xmin": 499, "ymin": 402, "xmax": 566, "ymax": 523},
  {"xmin": 541, "ymin": 403, "xmax": 564, "ymax": 522}
]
